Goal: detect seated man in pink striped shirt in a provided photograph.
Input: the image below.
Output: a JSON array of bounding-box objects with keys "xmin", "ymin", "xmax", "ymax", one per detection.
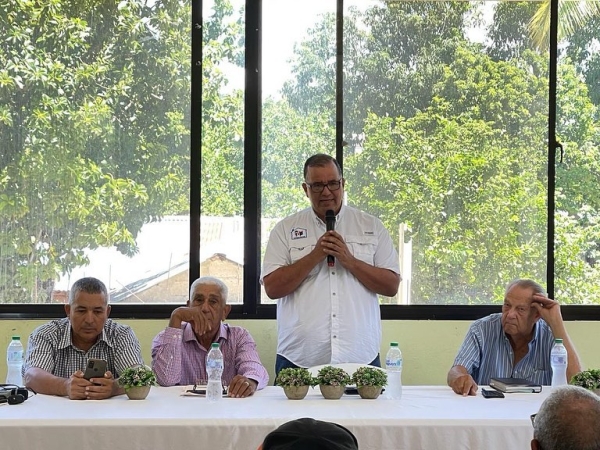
[{"xmin": 151, "ymin": 276, "xmax": 269, "ymax": 398}]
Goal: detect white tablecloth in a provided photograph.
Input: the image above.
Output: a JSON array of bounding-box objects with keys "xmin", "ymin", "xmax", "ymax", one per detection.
[{"xmin": 0, "ymin": 385, "xmax": 548, "ymax": 450}]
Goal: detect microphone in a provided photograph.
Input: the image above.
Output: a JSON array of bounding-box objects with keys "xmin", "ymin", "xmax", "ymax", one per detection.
[{"xmin": 325, "ymin": 209, "xmax": 336, "ymax": 267}]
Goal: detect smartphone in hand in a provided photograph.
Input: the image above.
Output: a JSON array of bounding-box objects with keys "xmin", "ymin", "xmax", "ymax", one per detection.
[{"xmin": 83, "ymin": 358, "xmax": 108, "ymax": 382}]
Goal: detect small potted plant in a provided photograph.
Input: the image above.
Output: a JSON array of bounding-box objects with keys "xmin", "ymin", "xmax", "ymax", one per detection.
[
  {"xmin": 118, "ymin": 364, "xmax": 157, "ymax": 400},
  {"xmin": 315, "ymin": 366, "xmax": 351, "ymax": 399},
  {"xmin": 352, "ymin": 366, "xmax": 388, "ymax": 399},
  {"xmin": 275, "ymin": 368, "xmax": 315, "ymax": 400},
  {"xmin": 570, "ymin": 369, "xmax": 600, "ymax": 395}
]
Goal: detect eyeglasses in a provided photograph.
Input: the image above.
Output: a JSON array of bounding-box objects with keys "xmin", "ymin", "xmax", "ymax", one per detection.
[
  {"xmin": 530, "ymin": 413, "xmax": 537, "ymax": 427},
  {"xmin": 186, "ymin": 382, "xmax": 228, "ymax": 396},
  {"xmin": 305, "ymin": 179, "xmax": 342, "ymax": 193}
]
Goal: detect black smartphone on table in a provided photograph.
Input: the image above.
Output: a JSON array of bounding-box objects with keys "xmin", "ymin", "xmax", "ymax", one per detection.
[
  {"xmin": 482, "ymin": 388, "xmax": 505, "ymax": 398},
  {"xmin": 344, "ymin": 386, "xmax": 385, "ymax": 395}
]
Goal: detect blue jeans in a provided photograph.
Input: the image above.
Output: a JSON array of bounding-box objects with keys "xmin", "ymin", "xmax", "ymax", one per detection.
[{"xmin": 275, "ymin": 354, "xmax": 381, "ymax": 379}]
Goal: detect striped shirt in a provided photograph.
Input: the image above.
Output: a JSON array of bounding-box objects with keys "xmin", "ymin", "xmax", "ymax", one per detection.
[
  {"xmin": 151, "ymin": 322, "xmax": 269, "ymax": 388},
  {"xmin": 23, "ymin": 318, "xmax": 144, "ymax": 378},
  {"xmin": 453, "ymin": 313, "xmax": 555, "ymax": 385}
]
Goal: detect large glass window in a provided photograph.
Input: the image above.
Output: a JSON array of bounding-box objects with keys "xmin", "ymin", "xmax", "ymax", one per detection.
[
  {"xmin": 0, "ymin": 0, "xmax": 191, "ymax": 304},
  {"xmin": 555, "ymin": 0, "xmax": 600, "ymax": 303},
  {"xmin": 261, "ymin": 0, "xmax": 337, "ymax": 304},
  {"xmin": 259, "ymin": 1, "xmax": 555, "ymax": 306},
  {"xmin": 342, "ymin": 0, "xmax": 550, "ymax": 305},
  {"xmin": 1, "ymin": 0, "xmax": 599, "ymax": 318},
  {"xmin": 199, "ymin": 0, "xmax": 245, "ymax": 304}
]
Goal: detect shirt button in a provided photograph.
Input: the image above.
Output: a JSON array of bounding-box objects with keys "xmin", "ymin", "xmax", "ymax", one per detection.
[
  {"xmin": 332, "ymin": 314, "xmax": 336, "ymax": 318},
  {"xmin": 331, "ymin": 271, "xmax": 335, "ymax": 275},
  {"xmin": 332, "ymin": 292, "xmax": 336, "ymax": 296},
  {"xmin": 333, "ymin": 335, "xmax": 337, "ymax": 339}
]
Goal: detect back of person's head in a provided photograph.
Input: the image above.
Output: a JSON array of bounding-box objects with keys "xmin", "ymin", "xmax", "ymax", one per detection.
[
  {"xmin": 69, "ymin": 277, "xmax": 108, "ymax": 304},
  {"xmin": 533, "ymin": 385, "xmax": 600, "ymax": 450},
  {"xmin": 261, "ymin": 417, "xmax": 358, "ymax": 450}
]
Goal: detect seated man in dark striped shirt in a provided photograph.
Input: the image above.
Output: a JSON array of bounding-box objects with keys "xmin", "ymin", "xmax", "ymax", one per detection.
[
  {"xmin": 447, "ymin": 278, "xmax": 582, "ymax": 396},
  {"xmin": 151, "ymin": 276, "xmax": 269, "ymax": 398},
  {"xmin": 23, "ymin": 277, "xmax": 144, "ymax": 399}
]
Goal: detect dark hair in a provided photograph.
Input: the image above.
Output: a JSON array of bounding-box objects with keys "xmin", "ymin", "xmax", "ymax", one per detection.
[
  {"xmin": 262, "ymin": 417, "xmax": 358, "ymax": 450},
  {"xmin": 303, "ymin": 154, "xmax": 342, "ymax": 180},
  {"xmin": 69, "ymin": 277, "xmax": 109, "ymax": 305}
]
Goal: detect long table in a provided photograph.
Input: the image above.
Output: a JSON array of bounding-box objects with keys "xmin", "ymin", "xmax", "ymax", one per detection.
[{"xmin": 0, "ymin": 385, "xmax": 548, "ymax": 450}]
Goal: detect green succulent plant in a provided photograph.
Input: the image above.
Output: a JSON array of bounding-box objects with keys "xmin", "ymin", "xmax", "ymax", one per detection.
[
  {"xmin": 570, "ymin": 369, "xmax": 600, "ymax": 390},
  {"xmin": 118, "ymin": 365, "xmax": 157, "ymax": 389},
  {"xmin": 275, "ymin": 368, "xmax": 315, "ymax": 387},
  {"xmin": 315, "ymin": 366, "xmax": 351, "ymax": 386},
  {"xmin": 352, "ymin": 366, "xmax": 388, "ymax": 387}
]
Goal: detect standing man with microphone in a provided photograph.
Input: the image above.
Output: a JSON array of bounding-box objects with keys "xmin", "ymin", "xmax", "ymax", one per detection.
[{"xmin": 262, "ymin": 154, "xmax": 401, "ymax": 377}]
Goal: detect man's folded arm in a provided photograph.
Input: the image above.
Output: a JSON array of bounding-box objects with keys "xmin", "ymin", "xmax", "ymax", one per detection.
[{"xmin": 24, "ymin": 367, "xmax": 68, "ymax": 397}]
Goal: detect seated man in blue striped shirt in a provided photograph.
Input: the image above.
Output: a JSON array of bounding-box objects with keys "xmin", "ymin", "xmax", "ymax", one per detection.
[
  {"xmin": 447, "ymin": 279, "xmax": 582, "ymax": 396},
  {"xmin": 23, "ymin": 277, "xmax": 144, "ymax": 400}
]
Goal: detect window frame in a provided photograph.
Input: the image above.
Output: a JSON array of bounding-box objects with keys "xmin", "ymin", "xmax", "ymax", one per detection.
[{"xmin": 2, "ymin": 0, "xmax": 600, "ymax": 321}]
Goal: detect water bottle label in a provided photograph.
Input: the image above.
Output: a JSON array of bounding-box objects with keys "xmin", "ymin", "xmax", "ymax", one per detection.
[
  {"xmin": 7, "ymin": 351, "xmax": 23, "ymax": 362},
  {"xmin": 551, "ymin": 355, "xmax": 567, "ymax": 365},
  {"xmin": 207, "ymin": 360, "xmax": 223, "ymax": 370},
  {"xmin": 385, "ymin": 358, "xmax": 403, "ymax": 368}
]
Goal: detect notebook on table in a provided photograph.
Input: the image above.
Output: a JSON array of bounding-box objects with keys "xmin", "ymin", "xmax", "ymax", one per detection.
[{"xmin": 489, "ymin": 377, "xmax": 542, "ymax": 393}]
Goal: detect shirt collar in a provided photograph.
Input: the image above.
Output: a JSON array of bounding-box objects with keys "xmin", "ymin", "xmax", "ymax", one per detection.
[
  {"xmin": 313, "ymin": 204, "xmax": 345, "ymax": 227},
  {"xmin": 183, "ymin": 322, "xmax": 229, "ymax": 346},
  {"xmin": 58, "ymin": 318, "xmax": 111, "ymax": 350},
  {"xmin": 501, "ymin": 319, "xmax": 541, "ymax": 345},
  {"xmin": 530, "ymin": 320, "xmax": 543, "ymax": 343}
]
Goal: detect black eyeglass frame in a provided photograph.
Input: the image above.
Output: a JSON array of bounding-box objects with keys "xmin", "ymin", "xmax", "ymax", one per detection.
[{"xmin": 305, "ymin": 178, "xmax": 343, "ymax": 193}]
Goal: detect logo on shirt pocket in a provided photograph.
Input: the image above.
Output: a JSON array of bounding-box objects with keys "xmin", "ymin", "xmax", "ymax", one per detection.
[{"xmin": 291, "ymin": 228, "xmax": 307, "ymax": 240}]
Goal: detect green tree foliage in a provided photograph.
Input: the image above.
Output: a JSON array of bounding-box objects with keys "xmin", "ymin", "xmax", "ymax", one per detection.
[
  {"xmin": 199, "ymin": 0, "xmax": 245, "ymax": 216},
  {"xmin": 0, "ymin": 0, "xmax": 242, "ymax": 302},
  {"xmin": 563, "ymin": 14, "xmax": 600, "ymax": 110},
  {"xmin": 261, "ymin": 99, "xmax": 335, "ymax": 218},
  {"xmin": 528, "ymin": 0, "xmax": 600, "ymax": 52},
  {"xmin": 282, "ymin": 3, "xmax": 472, "ymax": 148},
  {"xmin": 554, "ymin": 62, "xmax": 600, "ymax": 303},
  {"xmin": 277, "ymin": 2, "xmax": 600, "ymax": 304},
  {"xmin": 487, "ymin": 1, "xmax": 539, "ymax": 61},
  {"xmin": 347, "ymin": 47, "xmax": 551, "ymax": 304},
  {"xmin": 2, "ymin": 0, "xmax": 599, "ymax": 306}
]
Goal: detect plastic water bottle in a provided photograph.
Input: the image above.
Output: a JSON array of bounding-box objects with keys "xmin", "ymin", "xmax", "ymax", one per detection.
[
  {"xmin": 551, "ymin": 338, "xmax": 568, "ymax": 387},
  {"xmin": 385, "ymin": 342, "xmax": 403, "ymax": 400},
  {"xmin": 6, "ymin": 336, "xmax": 24, "ymax": 386},
  {"xmin": 206, "ymin": 342, "xmax": 224, "ymax": 402}
]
